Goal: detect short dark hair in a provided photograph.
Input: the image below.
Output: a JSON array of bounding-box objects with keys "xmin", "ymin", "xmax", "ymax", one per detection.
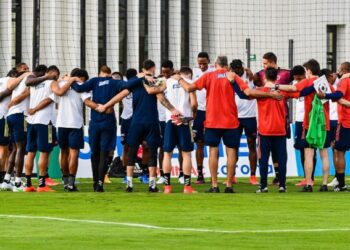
[
  {"xmin": 291, "ymin": 65, "xmax": 305, "ymax": 77},
  {"xmin": 230, "ymin": 59, "xmax": 244, "ymax": 70},
  {"xmin": 15, "ymin": 62, "xmax": 27, "ymax": 70},
  {"xmin": 47, "ymin": 65, "xmax": 60, "ymax": 75},
  {"xmin": 303, "ymin": 59, "xmax": 320, "ymax": 76},
  {"xmin": 142, "ymin": 60, "xmax": 156, "ymax": 70},
  {"xmin": 341, "ymin": 62, "xmax": 350, "ymax": 73},
  {"xmin": 125, "ymin": 68, "xmax": 138, "ymax": 80},
  {"xmin": 265, "ymin": 67, "xmax": 278, "ymax": 82},
  {"xmin": 263, "ymin": 52, "xmax": 277, "ymax": 64},
  {"xmin": 99, "ymin": 65, "xmax": 112, "ymax": 75},
  {"xmin": 70, "ymin": 68, "xmax": 80, "ymax": 76},
  {"xmin": 7, "ymin": 68, "xmax": 18, "ymax": 77},
  {"xmin": 34, "ymin": 64, "xmax": 48, "ymax": 73},
  {"xmin": 197, "ymin": 52, "xmax": 209, "ymax": 60},
  {"xmin": 112, "ymin": 71, "xmax": 123, "ymax": 79},
  {"xmin": 161, "ymin": 60, "xmax": 174, "ymax": 70},
  {"xmin": 320, "ymin": 68, "xmax": 332, "ymax": 78},
  {"xmin": 179, "ymin": 66, "xmax": 193, "ymax": 78},
  {"xmin": 71, "ymin": 69, "xmax": 89, "ymax": 81}
]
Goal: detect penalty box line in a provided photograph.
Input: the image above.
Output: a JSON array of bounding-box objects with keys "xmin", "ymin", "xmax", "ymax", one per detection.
[{"xmin": 0, "ymin": 214, "xmax": 350, "ymax": 234}]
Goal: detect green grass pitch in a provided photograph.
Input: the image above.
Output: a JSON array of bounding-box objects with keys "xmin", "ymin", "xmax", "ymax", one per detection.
[{"xmin": 0, "ymin": 177, "xmax": 350, "ymax": 250}]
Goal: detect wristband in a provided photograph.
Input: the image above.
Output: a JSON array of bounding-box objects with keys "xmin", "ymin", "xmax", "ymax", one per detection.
[{"xmin": 275, "ymin": 84, "xmax": 279, "ymax": 91}]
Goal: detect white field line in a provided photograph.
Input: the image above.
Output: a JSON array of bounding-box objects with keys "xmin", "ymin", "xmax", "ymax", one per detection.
[{"xmin": 1, "ymin": 214, "xmax": 350, "ymax": 234}]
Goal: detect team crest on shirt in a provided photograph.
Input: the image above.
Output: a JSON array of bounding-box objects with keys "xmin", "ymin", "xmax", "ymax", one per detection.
[
  {"xmin": 217, "ymin": 73, "xmax": 227, "ymax": 79},
  {"xmin": 98, "ymin": 80, "xmax": 109, "ymax": 86},
  {"xmin": 172, "ymin": 83, "xmax": 180, "ymax": 89},
  {"xmin": 34, "ymin": 83, "xmax": 45, "ymax": 89}
]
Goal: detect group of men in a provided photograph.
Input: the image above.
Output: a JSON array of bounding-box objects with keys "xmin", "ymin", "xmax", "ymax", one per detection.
[{"xmin": 0, "ymin": 51, "xmax": 349, "ymax": 193}]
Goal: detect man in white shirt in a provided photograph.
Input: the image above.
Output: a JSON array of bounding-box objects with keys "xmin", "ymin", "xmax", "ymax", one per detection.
[
  {"xmin": 192, "ymin": 52, "xmax": 214, "ymax": 184},
  {"xmin": 162, "ymin": 66, "xmax": 197, "ymax": 193}
]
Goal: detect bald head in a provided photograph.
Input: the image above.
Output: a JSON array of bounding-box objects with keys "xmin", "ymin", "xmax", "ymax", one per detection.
[{"xmin": 215, "ymin": 56, "xmax": 228, "ymax": 68}]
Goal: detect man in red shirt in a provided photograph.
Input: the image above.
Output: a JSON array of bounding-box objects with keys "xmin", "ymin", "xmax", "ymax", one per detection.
[
  {"xmin": 172, "ymin": 56, "xmax": 282, "ymax": 193},
  {"xmin": 265, "ymin": 59, "xmax": 333, "ymax": 192},
  {"xmin": 317, "ymin": 61, "xmax": 350, "ymax": 192}
]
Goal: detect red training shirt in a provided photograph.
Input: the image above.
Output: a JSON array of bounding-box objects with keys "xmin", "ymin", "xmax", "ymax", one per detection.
[{"xmin": 336, "ymin": 78, "xmax": 350, "ymax": 128}]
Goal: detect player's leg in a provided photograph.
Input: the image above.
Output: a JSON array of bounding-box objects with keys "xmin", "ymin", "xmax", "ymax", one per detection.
[
  {"xmin": 302, "ymin": 147, "xmax": 315, "ymax": 192},
  {"xmin": 0, "ymin": 117, "xmax": 9, "ymax": 186},
  {"xmin": 204, "ymin": 128, "xmax": 221, "ymax": 192},
  {"xmin": 333, "ymin": 125, "xmax": 350, "ymax": 191},
  {"xmin": 319, "ymin": 148, "xmax": 330, "ymax": 191},
  {"xmin": 179, "ymin": 124, "xmax": 195, "ymax": 193},
  {"xmin": 272, "ymin": 136, "xmax": 287, "ymax": 192},
  {"xmin": 193, "ymin": 110, "xmax": 205, "ymax": 184},
  {"xmin": 244, "ymin": 118, "xmax": 258, "ymax": 185},
  {"xmin": 23, "ymin": 123, "xmax": 37, "ymax": 192},
  {"xmin": 223, "ymin": 128, "xmax": 240, "ymax": 192},
  {"xmin": 58, "ymin": 128, "xmax": 69, "ymax": 189},
  {"xmin": 162, "ymin": 121, "xmax": 175, "ymax": 192},
  {"xmin": 88, "ymin": 123, "xmax": 100, "ymax": 191},
  {"xmin": 257, "ymin": 135, "xmax": 271, "ymax": 192}
]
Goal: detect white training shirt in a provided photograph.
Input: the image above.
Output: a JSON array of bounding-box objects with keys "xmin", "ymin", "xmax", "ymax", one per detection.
[
  {"xmin": 165, "ymin": 78, "xmax": 193, "ymax": 122},
  {"xmin": 26, "ymin": 80, "xmax": 56, "ymax": 126},
  {"xmin": 293, "ymin": 80, "xmax": 305, "ymax": 122},
  {"xmin": 235, "ymin": 72, "xmax": 257, "ymax": 118},
  {"xmin": 7, "ymin": 76, "xmax": 30, "ymax": 117},
  {"xmin": 330, "ymin": 78, "xmax": 340, "ymax": 121},
  {"xmin": 158, "ymin": 97, "xmax": 167, "ymax": 122},
  {"xmin": 55, "ymin": 80, "xmax": 91, "ymax": 129},
  {"xmin": 192, "ymin": 65, "xmax": 215, "ymax": 111},
  {"xmin": 0, "ymin": 77, "xmax": 11, "ymax": 119},
  {"xmin": 121, "ymin": 92, "xmax": 133, "ymax": 120}
]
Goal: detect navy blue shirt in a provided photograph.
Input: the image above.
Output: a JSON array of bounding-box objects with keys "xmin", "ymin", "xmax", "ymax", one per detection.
[{"xmin": 72, "ymin": 77, "xmax": 143, "ymax": 125}]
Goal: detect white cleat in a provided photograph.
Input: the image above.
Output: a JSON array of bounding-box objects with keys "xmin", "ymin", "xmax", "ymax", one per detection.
[
  {"xmin": 327, "ymin": 177, "xmax": 339, "ymax": 187},
  {"xmin": 156, "ymin": 176, "xmax": 166, "ymax": 184},
  {"xmin": 0, "ymin": 182, "xmax": 14, "ymax": 191},
  {"xmin": 178, "ymin": 176, "xmax": 185, "ymax": 185},
  {"xmin": 12, "ymin": 184, "xmax": 25, "ymax": 192}
]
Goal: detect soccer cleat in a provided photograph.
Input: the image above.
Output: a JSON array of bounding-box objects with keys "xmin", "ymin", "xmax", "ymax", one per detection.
[
  {"xmin": 156, "ymin": 176, "xmax": 166, "ymax": 184},
  {"xmin": 334, "ymin": 185, "xmax": 348, "ymax": 192},
  {"xmin": 63, "ymin": 185, "xmax": 69, "ymax": 192},
  {"xmin": 95, "ymin": 185, "xmax": 105, "ymax": 193},
  {"xmin": 256, "ymin": 187, "xmax": 268, "ymax": 193},
  {"xmin": 37, "ymin": 186, "xmax": 55, "ymax": 192},
  {"xmin": 224, "ymin": 187, "xmax": 235, "ymax": 193},
  {"xmin": 104, "ymin": 175, "xmax": 111, "ymax": 184},
  {"xmin": 45, "ymin": 178, "xmax": 59, "ymax": 186},
  {"xmin": 139, "ymin": 174, "xmax": 149, "ymax": 184},
  {"xmin": 24, "ymin": 186, "xmax": 36, "ymax": 192},
  {"xmin": 206, "ymin": 187, "xmax": 220, "ymax": 193},
  {"xmin": 327, "ymin": 177, "xmax": 339, "ymax": 187},
  {"xmin": 319, "ymin": 185, "xmax": 328, "ymax": 192},
  {"xmin": 163, "ymin": 185, "xmax": 172, "ymax": 194},
  {"xmin": 178, "ymin": 176, "xmax": 185, "ymax": 184},
  {"xmin": 126, "ymin": 186, "xmax": 133, "ymax": 193},
  {"xmin": 148, "ymin": 186, "xmax": 160, "ymax": 193},
  {"xmin": 184, "ymin": 186, "xmax": 197, "ymax": 194},
  {"xmin": 301, "ymin": 185, "xmax": 313, "ymax": 192},
  {"xmin": 295, "ymin": 179, "xmax": 307, "ymax": 186},
  {"xmin": 67, "ymin": 185, "xmax": 79, "ymax": 192},
  {"xmin": 272, "ymin": 177, "xmax": 279, "ymax": 186},
  {"xmin": 12, "ymin": 185, "xmax": 25, "ymax": 192},
  {"xmin": 278, "ymin": 187, "xmax": 287, "ymax": 193},
  {"xmin": 0, "ymin": 182, "xmax": 13, "ymax": 191},
  {"xmin": 195, "ymin": 176, "xmax": 205, "ymax": 184},
  {"xmin": 249, "ymin": 176, "xmax": 259, "ymax": 185},
  {"xmin": 223, "ymin": 176, "xmax": 237, "ymax": 185}
]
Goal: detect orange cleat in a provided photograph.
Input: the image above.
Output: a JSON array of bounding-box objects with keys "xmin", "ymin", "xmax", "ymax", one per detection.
[
  {"xmin": 164, "ymin": 185, "xmax": 172, "ymax": 194},
  {"xmin": 295, "ymin": 179, "xmax": 307, "ymax": 186},
  {"xmin": 45, "ymin": 178, "xmax": 59, "ymax": 186},
  {"xmin": 24, "ymin": 186, "xmax": 36, "ymax": 192},
  {"xmin": 223, "ymin": 176, "xmax": 237, "ymax": 185},
  {"xmin": 37, "ymin": 186, "xmax": 55, "ymax": 192},
  {"xmin": 183, "ymin": 186, "xmax": 198, "ymax": 194},
  {"xmin": 249, "ymin": 176, "xmax": 259, "ymax": 185}
]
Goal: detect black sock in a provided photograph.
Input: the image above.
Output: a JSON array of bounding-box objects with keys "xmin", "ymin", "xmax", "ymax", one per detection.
[
  {"xmin": 68, "ymin": 175, "xmax": 76, "ymax": 187},
  {"xmin": 178, "ymin": 170, "xmax": 184, "ymax": 178},
  {"xmin": 26, "ymin": 175, "xmax": 32, "ymax": 187},
  {"xmin": 251, "ymin": 171, "xmax": 256, "ymax": 176},
  {"xmin": 337, "ymin": 172, "xmax": 345, "ymax": 187},
  {"xmin": 91, "ymin": 152, "xmax": 100, "ymax": 186},
  {"xmin": 184, "ymin": 175, "xmax": 191, "ymax": 186},
  {"xmin": 38, "ymin": 176, "xmax": 45, "ymax": 188},
  {"xmin": 0, "ymin": 171, "xmax": 5, "ymax": 183},
  {"xmin": 164, "ymin": 173, "xmax": 171, "ymax": 186},
  {"xmin": 45, "ymin": 173, "xmax": 49, "ymax": 178},
  {"xmin": 160, "ymin": 169, "xmax": 164, "ymax": 177},
  {"xmin": 62, "ymin": 175, "xmax": 69, "ymax": 186},
  {"xmin": 197, "ymin": 166, "xmax": 203, "ymax": 177}
]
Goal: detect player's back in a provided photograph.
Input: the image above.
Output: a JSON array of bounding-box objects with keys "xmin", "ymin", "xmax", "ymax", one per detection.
[{"xmin": 131, "ymin": 83, "xmax": 158, "ymax": 124}]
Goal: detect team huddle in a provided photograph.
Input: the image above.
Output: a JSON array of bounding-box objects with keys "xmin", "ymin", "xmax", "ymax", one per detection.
[{"xmin": 0, "ymin": 51, "xmax": 349, "ymax": 193}]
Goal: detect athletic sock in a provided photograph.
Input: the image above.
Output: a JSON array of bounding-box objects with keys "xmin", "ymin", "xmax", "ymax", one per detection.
[
  {"xmin": 184, "ymin": 175, "xmax": 191, "ymax": 186},
  {"xmin": 164, "ymin": 173, "xmax": 171, "ymax": 186},
  {"xmin": 62, "ymin": 175, "xmax": 69, "ymax": 186},
  {"xmin": 251, "ymin": 171, "xmax": 256, "ymax": 176},
  {"xmin": 26, "ymin": 175, "xmax": 32, "ymax": 187},
  {"xmin": 15, "ymin": 177, "xmax": 22, "ymax": 187},
  {"xmin": 160, "ymin": 169, "xmax": 164, "ymax": 177},
  {"xmin": 149, "ymin": 177, "xmax": 156, "ymax": 189},
  {"xmin": 4, "ymin": 173, "xmax": 11, "ymax": 183},
  {"xmin": 197, "ymin": 165, "xmax": 203, "ymax": 177},
  {"xmin": 0, "ymin": 171, "xmax": 5, "ymax": 183},
  {"xmin": 178, "ymin": 170, "xmax": 184, "ymax": 178},
  {"xmin": 337, "ymin": 172, "xmax": 345, "ymax": 187},
  {"xmin": 68, "ymin": 175, "xmax": 76, "ymax": 188},
  {"xmin": 127, "ymin": 176, "xmax": 133, "ymax": 187},
  {"xmin": 38, "ymin": 176, "xmax": 46, "ymax": 188}
]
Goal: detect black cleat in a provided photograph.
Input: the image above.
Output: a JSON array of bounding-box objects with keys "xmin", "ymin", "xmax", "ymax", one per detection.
[
  {"xmin": 334, "ymin": 185, "xmax": 348, "ymax": 192},
  {"xmin": 224, "ymin": 187, "xmax": 235, "ymax": 193},
  {"xmin": 195, "ymin": 176, "xmax": 205, "ymax": 184},
  {"xmin": 206, "ymin": 187, "xmax": 220, "ymax": 193},
  {"xmin": 126, "ymin": 186, "xmax": 133, "ymax": 193},
  {"xmin": 278, "ymin": 187, "xmax": 286, "ymax": 193},
  {"xmin": 148, "ymin": 186, "xmax": 160, "ymax": 193},
  {"xmin": 319, "ymin": 185, "xmax": 328, "ymax": 192},
  {"xmin": 67, "ymin": 185, "xmax": 79, "ymax": 192},
  {"xmin": 95, "ymin": 185, "xmax": 104, "ymax": 192},
  {"xmin": 256, "ymin": 187, "xmax": 268, "ymax": 193},
  {"xmin": 301, "ymin": 185, "xmax": 313, "ymax": 192},
  {"xmin": 63, "ymin": 185, "xmax": 69, "ymax": 192}
]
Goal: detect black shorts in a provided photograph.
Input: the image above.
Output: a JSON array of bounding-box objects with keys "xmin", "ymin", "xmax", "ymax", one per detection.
[{"xmin": 334, "ymin": 124, "xmax": 350, "ymax": 151}]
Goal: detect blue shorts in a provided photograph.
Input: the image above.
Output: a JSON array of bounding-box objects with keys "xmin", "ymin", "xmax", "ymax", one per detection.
[
  {"xmin": 7, "ymin": 113, "xmax": 27, "ymax": 143},
  {"xmin": 238, "ymin": 117, "xmax": 257, "ymax": 138},
  {"xmin": 0, "ymin": 118, "xmax": 10, "ymax": 146},
  {"xmin": 163, "ymin": 121, "xmax": 194, "ymax": 152},
  {"xmin": 159, "ymin": 121, "xmax": 166, "ymax": 146},
  {"xmin": 329, "ymin": 120, "xmax": 338, "ymax": 142},
  {"xmin": 293, "ymin": 121, "xmax": 304, "ymax": 150},
  {"xmin": 334, "ymin": 125, "xmax": 350, "ymax": 151},
  {"xmin": 88, "ymin": 122, "xmax": 116, "ymax": 152},
  {"xmin": 121, "ymin": 118, "xmax": 132, "ymax": 145},
  {"xmin": 192, "ymin": 110, "xmax": 205, "ymax": 142},
  {"xmin": 205, "ymin": 128, "xmax": 240, "ymax": 148},
  {"xmin": 126, "ymin": 122, "xmax": 161, "ymax": 150},
  {"xmin": 26, "ymin": 123, "xmax": 57, "ymax": 153},
  {"xmin": 58, "ymin": 127, "xmax": 84, "ymax": 149},
  {"xmin": 301, "ymin": 128, "xmax": 331, "ymax": 149}
]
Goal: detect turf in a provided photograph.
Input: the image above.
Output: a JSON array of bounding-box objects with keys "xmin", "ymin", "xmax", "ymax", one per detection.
[{"xmin": 0, "ymin": 177, "xmax": 349, "ymax": 250}]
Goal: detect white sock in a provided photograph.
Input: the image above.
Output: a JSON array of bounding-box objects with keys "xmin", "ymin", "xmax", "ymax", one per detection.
[
  {"xmin": 149, "ymin": 177, "xmax": 156, "ymax": 188},
  {"xmin": 127, "ymin": 176, "xmax": 133, "ymax": 187},
  {"xmin": 15, "ymin": 177, "xmax": 22, "ymax": 184},
  {"xmin": 4, "ymin": 173, "xmax": 11, "ymax": 182}
]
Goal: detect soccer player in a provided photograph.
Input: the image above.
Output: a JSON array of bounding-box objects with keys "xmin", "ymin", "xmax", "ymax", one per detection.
[
  {"xmin": 173, "ymin": 56, "xmax": 282, "ymax": 193},
  {"xmin": 230, "ymin": 59, "xmax": 258, "ymax": 185},
  {"xmin": 317, "ymin": 61, "xmax": 350, "ymax": 191},
  {"xmin": 265, "ymin": 59, "xmax": 333, "ymax": 192},
  {"xmin": 162, "ymin": 66, "xmax": 197, "ymax": 193},
  {"xmin": 24, "ymin": 65, "xmax": 59, "ymax": 192},
  {"xmin": 95, "ymin": 60, "xmax": 179, "ymax": 193},
  {"xmin": 192, "ymin": 52, "xmax": 214, "ymax": 184},
  {"xmin": 254, "ymin": 52, "xmax": 292, "ymax": 185}
]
